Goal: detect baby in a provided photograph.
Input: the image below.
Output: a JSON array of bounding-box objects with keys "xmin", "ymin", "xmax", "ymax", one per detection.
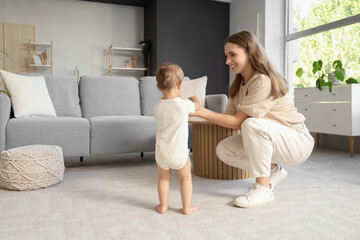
[{"xmin": 154, "ymin": 62, "xmax": 200, "ymax": 215}]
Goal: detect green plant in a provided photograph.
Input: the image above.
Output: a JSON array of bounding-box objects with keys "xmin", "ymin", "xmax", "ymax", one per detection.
[
  {"xmin": 138, "ymin": 40, "xmax": 151, "ymax": 68},
  {"xmin": 0, "ymin": 50, "xmax": 11, "ymax": 96},
  {"xmin": 0, "ymin": 90, "xmax": 9, "ymax": 96},
  {"xmin": 0, "ymin": 50, "xmax": 11, "ymax": 59},
  {"xmin": 296, "ymin": 59, "xmax": 359, "ymax": 93}
]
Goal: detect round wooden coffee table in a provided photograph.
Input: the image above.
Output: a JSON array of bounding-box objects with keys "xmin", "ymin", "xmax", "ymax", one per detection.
[{"xmin": 189, "ymin": 117, "xmax": 251, "ymax": 180}]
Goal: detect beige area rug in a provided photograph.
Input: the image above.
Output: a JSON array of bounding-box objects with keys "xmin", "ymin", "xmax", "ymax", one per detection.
[{"xmin": 0, "ymin": 149, "xmax": 360, "ymax": 240}]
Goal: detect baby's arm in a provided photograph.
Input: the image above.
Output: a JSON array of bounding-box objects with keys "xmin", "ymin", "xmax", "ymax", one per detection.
[{"xmin": 188, "ymin": 96, "xmax": 200, "ymax": 111}]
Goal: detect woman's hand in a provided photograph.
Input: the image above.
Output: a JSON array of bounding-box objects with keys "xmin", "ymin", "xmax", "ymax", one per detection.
[
  {"xmin": 189, "ymin": 107, "xmax": 210, "ymax": 117},
  {"xmin": 190, "ymin": 107, "xmax": 249, "ymax": 130}
]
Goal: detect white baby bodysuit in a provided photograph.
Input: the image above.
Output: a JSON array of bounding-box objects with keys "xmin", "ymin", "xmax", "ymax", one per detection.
[{"xmin": 154, "ymin": 97, "xmax": 195, "ymax": 170}]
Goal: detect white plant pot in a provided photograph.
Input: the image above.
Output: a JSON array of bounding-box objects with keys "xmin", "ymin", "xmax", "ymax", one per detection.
[
  {"xmin": 328, "ymin": 72, "xmax": 343, "ymax": 85},
  {"xmin": 330, "ymin": 79, "xmax": 343, "ymax": 85}
]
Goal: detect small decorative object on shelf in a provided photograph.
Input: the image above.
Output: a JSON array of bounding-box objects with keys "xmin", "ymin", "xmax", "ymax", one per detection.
[
  {"xmin": 32, "ymin": 54, "xmax": 42, "ymax": 65},
  {"xmin": 41, "ymin": 49, "xmax": 47, "ymax": 65},
  {"xmin": 125, "ymin": 61, "xmax": 130, "ymax": 68},
  {"xmin": 131, "ymin": 55, "xmax": 138, "ymax": 68}
]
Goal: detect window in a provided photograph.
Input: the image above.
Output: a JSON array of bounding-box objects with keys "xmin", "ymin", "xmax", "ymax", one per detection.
[
  {"xmin": 289, "ymin": 0, "xmax": 360, "ymax": 34},
  {"xmin": 286, "ymin": 0, "xmax": 360, "ymax": 90}
]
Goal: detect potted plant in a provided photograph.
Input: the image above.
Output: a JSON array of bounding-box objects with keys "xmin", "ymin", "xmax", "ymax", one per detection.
[
  {"xmin": 296, "ymin": 59, "xmax": 358, "ymax": 93},
  {"xmin": 138, "ymin": 40, "xmax": 151, "ymax": 68}
]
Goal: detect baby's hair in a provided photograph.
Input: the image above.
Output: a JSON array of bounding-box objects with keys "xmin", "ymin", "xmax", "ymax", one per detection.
[{"xmin": 155, "ymin": 62, "xmax": 184, "ymax": 90}]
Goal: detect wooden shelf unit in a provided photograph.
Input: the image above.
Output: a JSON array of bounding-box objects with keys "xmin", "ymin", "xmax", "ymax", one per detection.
[
  {"xmin": 28, "ymin": 40, "xmax": 53, "ymax": 75},
  {"xmin": 106, "ymin": 45, "xmax": 149, "ymax": 76}
]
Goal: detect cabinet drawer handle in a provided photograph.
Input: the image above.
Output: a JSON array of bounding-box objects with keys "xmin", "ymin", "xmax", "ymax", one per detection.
[
  {"xmin": 333, "ymin": 109, "xmax": 336, "ymax": 112},
  {"xmin": 304, "ymin": 108, "xmax": 308, "ymax": 111},
  {"xmin": 333, "ymin": 93, "xmax": 336, "ymax": 96},
  {"xmin": 333, "ymin": 124, "xmax": 336, "ymax": 127},
  {"xmin": 304, "ymin": 94, "xmax": 308, "ymax": 97}
]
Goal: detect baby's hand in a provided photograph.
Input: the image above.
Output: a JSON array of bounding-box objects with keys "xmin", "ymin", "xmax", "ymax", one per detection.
[
  {"xmin": 188, "ymin": 95, "xmax": 198, "ymax": 102},
  {"xmin": 188, "ymin": 96, "xmax": 200, "ymax": 111}
]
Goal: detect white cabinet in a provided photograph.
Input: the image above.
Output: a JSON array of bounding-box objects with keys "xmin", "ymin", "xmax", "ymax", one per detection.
[
  {"xmin": 106, "ymin": 45, "xmax": 149, "ymax": 76},
  {"xmin": 294, "ymin": 85, "xmax": 360, "ymax": 157}
]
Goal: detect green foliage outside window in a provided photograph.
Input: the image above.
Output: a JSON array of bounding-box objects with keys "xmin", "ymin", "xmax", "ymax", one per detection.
[{"xmin": 292, "ymin": 0, "xmax": 360, "ymax": 88}]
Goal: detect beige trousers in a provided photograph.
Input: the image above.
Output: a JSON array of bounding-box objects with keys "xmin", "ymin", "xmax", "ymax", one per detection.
[{"xmin": 216, "ymin": 118, "xmax": 315, "ymax": 178}]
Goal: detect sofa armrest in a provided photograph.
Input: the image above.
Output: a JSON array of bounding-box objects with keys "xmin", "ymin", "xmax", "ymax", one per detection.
[
  {"xmin": 0, "ymin": 93, "xmax": 11, "ymax": 152},
  {"xmin": 205, "ymin": 94, "xmax": 228, "ymax": 113}
]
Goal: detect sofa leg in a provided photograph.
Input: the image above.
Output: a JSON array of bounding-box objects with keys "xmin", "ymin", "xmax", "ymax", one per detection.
[
  {"xmin": 141, "ymin": 152, "xmax": 144, "ymax": 158},
  {"xmin": 80, "ymin": 156, "xmax": 83, "ymax": 162}
]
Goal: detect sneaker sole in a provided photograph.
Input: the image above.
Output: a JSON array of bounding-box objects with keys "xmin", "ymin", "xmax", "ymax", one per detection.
[{"xmin": 233, "ymin": 196, "xmax": 275, "ymax": 208}]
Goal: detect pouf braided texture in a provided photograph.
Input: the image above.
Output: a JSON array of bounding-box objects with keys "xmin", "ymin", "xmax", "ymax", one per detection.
[{"xmin": 0, "ymin": 145, "xmax": 65, "ymax": 191}]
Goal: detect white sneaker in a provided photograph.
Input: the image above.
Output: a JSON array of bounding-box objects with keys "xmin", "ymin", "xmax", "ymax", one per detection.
[
  {"xmin": 270, "ymin": 165, "xmax": 287, "ymax": 189},
  {"xmin": 234, "ymin": 183, "xmax": 274, "ymax": 208}
]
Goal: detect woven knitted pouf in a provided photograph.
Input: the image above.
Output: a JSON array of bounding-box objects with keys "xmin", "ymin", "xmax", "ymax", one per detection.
[{"xmin": 0, "ymin": 145, "xmax": 65, "ymax": 191}]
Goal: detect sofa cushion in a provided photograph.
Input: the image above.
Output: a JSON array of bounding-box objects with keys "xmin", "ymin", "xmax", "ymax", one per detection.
[
  {"xmin": 139, "ymin": 76, "xmax": 162, "ymax": 116},
  {"xmin": 44, "ymin": 75, "xmax": 81, "ymax": 117},
  {"xmin": 89, "ymin": 115, "xmax": 156, "ymax": 155},
  {"xmin": 139, "ymin": 76, "xmax": 191, "ymax": 116},
  {"xmin": 80, "ymin": 76, "xmax": 141, "ymax": 118},
  {"xmin": 6, "ymin": 117, "xmax": 90, "ymax": 157}
]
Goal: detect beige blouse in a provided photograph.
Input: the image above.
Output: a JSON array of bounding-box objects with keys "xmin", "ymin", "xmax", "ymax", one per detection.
[{"xmin": 224, "ymin": 72, "xmax": 305, "ymax": 130}]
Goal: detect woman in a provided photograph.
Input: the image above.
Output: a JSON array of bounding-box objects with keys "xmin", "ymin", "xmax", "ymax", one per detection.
[{"xmin": 192, "ymin": 31, "xmax": 314, "ymax": 208}]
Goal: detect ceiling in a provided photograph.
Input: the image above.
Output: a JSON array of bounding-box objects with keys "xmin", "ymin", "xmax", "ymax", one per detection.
[
  {"xmin": 79, "ymin": 0, "xmax": 231, "ymax": 7},
  {"xmin": 79, "ymin": 0, "xmax": 148, "ymax": 7}
]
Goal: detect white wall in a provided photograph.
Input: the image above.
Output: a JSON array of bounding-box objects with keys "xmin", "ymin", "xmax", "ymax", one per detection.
[
  {"xmin": 229, "ymin": 0, "xmax": 265, "ymax": 85},
  {"xmin": 0, "ymin": 0, "xmax": 144, "ymax": 76},
  {"xmin": 265, "ymin": 0, "xmax": 285, "ymax": 75},
  {"xmin": 229, "ymin": 0, "xmax": 285, "ymax": 85},
  {"xmin": 229, "ymin": 0, "xmax": 265, "ymax": 45}
]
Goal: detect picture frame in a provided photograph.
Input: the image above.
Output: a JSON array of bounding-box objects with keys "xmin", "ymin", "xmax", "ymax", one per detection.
[{"xmin": 32, "ymin": 54, "xmax": 42, "ymax": 65}]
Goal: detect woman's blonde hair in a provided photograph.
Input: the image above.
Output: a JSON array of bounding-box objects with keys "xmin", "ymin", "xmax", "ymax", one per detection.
[
  {"xmin": 226, "ymin": 31, "xmax": 288, "ymax": 99},
  {"xmin": 155, "ymin": 62, "xmax": 184, "ymax": 90}
]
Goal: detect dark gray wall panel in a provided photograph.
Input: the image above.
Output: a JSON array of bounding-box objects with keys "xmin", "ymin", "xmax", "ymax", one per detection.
[{"xmin": 156, "ymin": 0, "xmax": 229, "ymax": 94}]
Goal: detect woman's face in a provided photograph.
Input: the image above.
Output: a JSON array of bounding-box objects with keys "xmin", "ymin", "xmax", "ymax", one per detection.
[{"xmin": 224, "ymin": 42, "xmax": 250, "ymax": 75}]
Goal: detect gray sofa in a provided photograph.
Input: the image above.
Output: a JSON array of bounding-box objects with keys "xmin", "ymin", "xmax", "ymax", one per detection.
[{"xmin": 0, "ymin": 75, "xmax": 228, "ymax": 158}]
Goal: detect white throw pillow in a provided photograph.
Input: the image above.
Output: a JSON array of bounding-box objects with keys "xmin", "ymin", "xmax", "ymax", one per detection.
[
  {"xmin": 182, "ymin": 76, "xmax": 207, "ymax": 107},
  {"xmin": 0, "ymin": 70, "xmax": 56, "ymax": 118}
]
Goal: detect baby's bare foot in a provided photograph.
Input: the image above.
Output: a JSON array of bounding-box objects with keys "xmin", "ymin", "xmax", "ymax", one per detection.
[
  {"xmin": 156, "ymin": 205, "xmax": 168, "ymax": 214},
  {"xmin": 183, "ymin": 205, "xmax": 198, "ymax": 215}
]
